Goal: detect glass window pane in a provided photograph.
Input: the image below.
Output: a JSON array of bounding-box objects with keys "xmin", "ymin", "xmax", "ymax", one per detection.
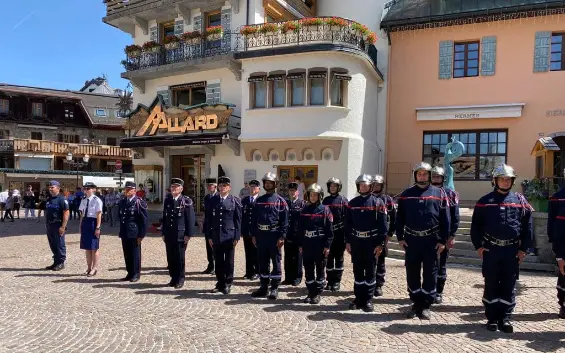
[
  {"xmin": 424, "ymin": 145, "xmax": 432, "ymax": 154},
  {"xmin": 467, "ymin": 59, "xmax": 479, "ymax": 68},
  {"xmin": 440, "ymin": 134, "xmax": 448, "ymax": 144},
  {"xmin": 480, "ymin": 133, "xmax": 489, "ymax": 143},
  {"xmin": 191, "ymin": 87, "xmax": 206, "ymax": 105},
  {"xmin": 452, "ymin": 133, "xmax": 459, "ymax": 141},
  {"xmin": 432, "ymin": 146, "xmax": 440, "ymax": 155},
  {"xmin": 455, "ymin": 44, "xmax": 466, "ymax": 52},
  {"xmin": 423, "ymin": 156, "xmax": 433, "ymax": 165},
  {"xmin": 489, "ymin": 132, "xmax": 497, "ymax": 142},
  {"xmin": 254, "ymin": 82, "xmax": 266, "ymax": 108},
  {"xmin": 291, "ymin": 79, "xmax": 304, "ymax": 106},
  {"xmin": 468, "ymin": 51, "xmax": 479, "ymax": 59},
  {"xmin": 480, "ymin": 143, "xmax": 488, "ymax": 154},
  {"xmin": 498, "ymin": 132, "xmax": 506, "ymax": 142},
  {"xmin": 454, "ymin": 61, "xmax": 465, "ymax": 69},
  {"xmin": 467, "ymin": 144, "xmax": 476, "ymax": 154},
  {"xmin": 460, "ymin": 133, "xmax": 468, "ymax": 143},
  {"xmin": 553, "ymin": 35, "xmax": 563, "ymax": 43},
  {"xmin": 488, "ymin": 143, "xmax": 497, "ymax": 153},
  {"xmin": 551, "ymin": 43, "xmax": 562, "ymax": 52},
  {"xmin": 424, "ymin": 134, "xmax": 432, "ymax": 144},
  {"xmin": 208, "ymin": 13, "xmax": 222, "ymax": 27},
  {"xmin": 551, "ymin": 62, "xmax": 563, "ymax": 71},
  {"xmin": 432, "ymin": 134, "xmax": 440, "ymax": 144},
  {"xmin": 330, "ymin": 79, "xmax": 343, "ymax": 106},
  {"xmin": 310, "ymin": 78, "xmax": 325, "ymax": 105},
  {"xmin": 479, "ymin": 156, "xmax": 506, "ymax": 179},
  {"xmin": 497, "ymin": 143, "xmax": 506, "ymax": 154},
  {"xmin": 551, "ymin": 53, "xmax": 562, "ymax": 61},
  {"xmin": 454, "ymin": 69, "xmax": 465, "ymax": 77},
  {"xmin": 454, "ymin": 52, "xmax": 465, "ymax": 60},
  {"xmin": 467, "ymin": 68, "xmax": 478, "ymax": 76},
  {"xmin": 273, "ymin": 81, "xmax": 285, "ymax": 107},
  {"xmin": 468, "ymin": 43, "xmax": 479, "ymax": 50},
  {"xmin": 453, "ymin": 156, "xmax": 476, "ymax": 179},
  {"xmin": 469, "ymin": 133, "xmax": 477, "ymax": 143}
]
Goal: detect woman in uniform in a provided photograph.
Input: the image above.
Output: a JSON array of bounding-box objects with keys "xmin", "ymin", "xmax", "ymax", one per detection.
[{"xmin": 79, "ymin": 182, "xmax": 103, "ymax": 277}]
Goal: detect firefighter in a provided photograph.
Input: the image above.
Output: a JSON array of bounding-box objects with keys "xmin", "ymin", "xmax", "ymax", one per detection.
[
  {"xmin": 323, "ymin": 177, "xmax": 348, "ymax": 292},
  {"xmin": 548, "ymin": 167, "xmax": 565, "ymax": 319}
]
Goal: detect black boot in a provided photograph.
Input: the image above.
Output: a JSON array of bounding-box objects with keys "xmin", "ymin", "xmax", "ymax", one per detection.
[
  {"xmin": 559, "ymin": 306, "xmax": 565, "ymax": 319},
  {"xmin": 486, "ymin": 320, "xmax": 498, "ymax": 331},
  {"xmin": 406, "ymin": 305, "xmax": 419, "ymax": 319},
  {"xmin": 498, "ymin": 320, "xmax": 513, "ymax": 333},
  {"xmin": 251, "ymin": 286, "xmax": 268, "ymax": 297},
  {"xmin": 310, "ymin": 295, "xmax": 321, "ymax": 304},
  {"xmin": 434, "ymin": 293, "xmax": 443, "ymax": 304},
  {"xmin": 419, "ymin": 308, "xmax": 431, "ymax": 320},
  {"xmin": 268, "ymin": 288, "xmax": 278, "ymax": 300},
  {"xmin": 331, "ymin": 283, "xmax": 341, "ymax": 292},
  {"xmin": 374, "ymin": 286, "xmax": 383, "ymax": 297},
  {"xmin": 363, "ymin": 301, "xmax": 374, "ymax": 312},
  {"xmin": 349, "ymin": 300, "xmax": 359, "ymax": 310}
]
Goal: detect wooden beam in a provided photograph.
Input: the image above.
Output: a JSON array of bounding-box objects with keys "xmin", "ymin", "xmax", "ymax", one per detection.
[
  {"xmin": 131, "ymin": 16, "xmax": 148, "ymax": 35},
  {"xmin": 175, "ymin": 4, "xmax": 191, "ymax": 26}
]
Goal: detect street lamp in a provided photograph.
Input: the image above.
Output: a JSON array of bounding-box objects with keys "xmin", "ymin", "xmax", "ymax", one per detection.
[{"xmin": 64, "ymin": 152, "xmax": 90, "ymax": 188}]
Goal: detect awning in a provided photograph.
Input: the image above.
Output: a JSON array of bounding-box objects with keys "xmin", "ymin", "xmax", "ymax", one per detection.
[{"xmin": 531, "ymin": 136, "xmax": 560, "ymax": 156}]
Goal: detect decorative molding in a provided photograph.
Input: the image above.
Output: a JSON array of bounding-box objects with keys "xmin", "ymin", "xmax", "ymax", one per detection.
[
  {"xmin": 228, "ymin": 60, "xmax": 242, "ymax": 81},
  {"xmin": 131, "ymin": 16, "xmax": 148, "ymax": 35},
  {"xmin": 416, "ymin": 103, "xmax": 525, "ymax": 121},
  {"xmin": 243, "ymin": 140, "xmax": 343, "ymax": 162},
  {"xmin": 175, "ymin": 4, "xmax": 192, "ymax": 26}
]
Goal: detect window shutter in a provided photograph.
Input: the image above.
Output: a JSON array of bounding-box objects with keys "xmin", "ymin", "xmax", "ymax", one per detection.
[
  {"xmin": 221, "ymin": 8, "xmax": 231, "ymax": 47},
  {"xmin": 174, "ymin": 20, "xmax": 184, "ymax": 35},
  {"xmin": 534, "ymin": 31, "xmax": 551, "ymax": 72},
  {"xmin": 439, "ymin": 40, "xmax": 454, "ymax": 80},
  {"xmin": 206, "ymin": 82, "xmax": 221, "ymax": 105},
  {"xmin": 157, "ymin": 90, "xmax": 170, "ymax": 107},
  {"xmin": 193, "ymin": 15, "xmax": 203, "ymax": 33},
  {"xmin": 150, "ymin": 25, "xmax": 158, "ymax": 42},
  {"xmin": 480, "ymin": 36, "xmax": 497, "ymax": 76}
]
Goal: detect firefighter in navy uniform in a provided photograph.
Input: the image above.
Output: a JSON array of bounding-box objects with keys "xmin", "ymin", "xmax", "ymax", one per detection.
[
  {"xmin": 549, "ymin": 167, "xmax": 565, "ymax": 319},
  {"xmin": 283, "ymin": 182, "xmax": 307, "ymax": 286},
  {"xmin": 430, "ymin": 166, "xmax": 460, "ymax": 304},
  {"xmin": 118, "ymin": 181, "xmax": 148, "ymax": 282},
  {"xmin": 44, "ymin": 180, "xmax": 70, "ymax": 271},
  {"xmin": 298, "ymin": 183, "xmax": 334, "ymax": 304},
  {"xmin": 241, "ymin": 179, "xmax": 260, "ymax": 280},
  {"xmin": 251, "ymin": 172, "xmax": 289, "ymax": 300},
  {"xmin": 323, "ymin": 177, "xmax": 348, "ymax": 292},
  {"xmin": 346, "ymin": 174, "xmax": 388, "ymax": 312},
  {"xmin": 201, "ymin": 179, "xmax": 218, "ymax": 275},
  {"xmin": 162, "ymin": 178, "xmax": 195, "ymax": 289},
  {"xmin": 396, "ymin": 162, "xmax": 451, "ymax": 320},
  {"xmin": 205, "ymin": 176, "xmax": 242, "ymax": 295},
  {"xmin": 471, "ymin": 164, "xmax": 533, "ymax": 333},
  {"xmin": 371, "ymin": 174, "xmax": 397, "ymax": 297}
]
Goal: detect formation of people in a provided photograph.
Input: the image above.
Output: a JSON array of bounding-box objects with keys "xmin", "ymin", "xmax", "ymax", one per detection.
[{"xmin": 36, "ymin": 162, "xmax": 565, "ymax": 334}]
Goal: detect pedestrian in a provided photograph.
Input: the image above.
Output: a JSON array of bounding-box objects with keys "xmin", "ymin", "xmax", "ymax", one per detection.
[
  {"xmin": 37, "ymin": 189, "xmax": 48, "ymax": 222},
  {"xmin": 205, "ymin": 176, "xmax": 242, "ymax": 295},
  {"xmin": 78, "ymin": 182, "xmax": 103, "ymax": 277},
  {"xmin": 201, "ymin": 179, "xmax": 218, "ymax": 275},
  {"xmin": 346, "ymin": 174, "xmax": 388, "ymax": 312},
  {"xmin": 239, "ymin": 182, "xmax": 250, "ymax": 199},
  {"xmin": 162, "ymin": 178, "xmax": 195, "ymax": 289},
  {"xmin": 372, "ymin": 174, "xmax": 397, "ymax": 297},
  {"xmin": 548, "ymin": 167, "xmax": 565, "ymax": 319},
  {"xmin": 471, "ymin": 164, "xmax": 533, "ymax": 333},
  {"xmin": 118, "ymin": 181, "xmax": 148, "ymax": 282},
  {"xmin": 396, "ymin": 162, "xmax": 451, "ymax": 320},
  {"xmin": 295, "ymin": 176, "xmax": 306, "ymax": 200},
  {"xmin": 241, "ymin": 179, "xmax": 260, "ymax": 280},
  {"xmin": 323, "ymin": 177, "xmax": 348, "ymax": 292},
  {"xmin": 67, "ymin": 191, "xmax": 76, "ymax": 220},
  {"xmin": 23, "ymin": 185, "xmax": 36, "ymax": 219},
  {"xmin": 43, "ymin": 181, "xmax": 69, "ymax": 271},
  {"xmin": 430, "ymin": 166, "xmax": 460, "ymax": 304},
  {"xmin": 12, "ymin": 191, "xmax": 20, "ymax": 219},
  {"xmin": 283, "ymin": 182, "xmax": 307, "ymax": 286},
  {"xmin": 0, "ymin": 189, "xmax": 7, "ymax": 219},
  {"xmin": 74, "ymin": 187, "xmax": 84, "ymax": 220},
  {"xmin": 251, "ymin": 172, "xmax": 289, "ymax": 300},
  {"xmin": 105, "ymin": 188, "xmax": 119, "ymax": 226},
  {"xmin": 298, "ymin": 183, "xmax": 333, "ymax": 304},
  {"xmin": 1, "ymin": 191, "xmax": 14, "ymax": 222}
]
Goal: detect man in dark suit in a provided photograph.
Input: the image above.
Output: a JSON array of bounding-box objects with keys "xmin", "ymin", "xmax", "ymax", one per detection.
[
  {"xmin": 202, "ymin": 179, "xmax": 218, "ymax": 274},
  {"xmin": 205, "ymin": 176, "xmax": 242, "ymax": 295},
  {"xmin": 241, "ymin": 179, "xmax": 260, "ymax": 280}
]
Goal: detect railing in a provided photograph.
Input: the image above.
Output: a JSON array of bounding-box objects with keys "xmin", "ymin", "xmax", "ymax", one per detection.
[
  {"xmin": 0, "ymin": 139, "xmax": 14, "ymax": 152},
  {"xmin": 2, "ymin": 139, "xmax": 133, "ymax": 158},
  {"xmin": 104, "ymin": 0, "xmax": 150, "ymax": 17}
]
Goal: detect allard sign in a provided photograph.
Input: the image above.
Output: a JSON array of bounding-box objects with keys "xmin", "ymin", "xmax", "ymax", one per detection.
[{"xmin": 136, "ymin": 104, "xmax": 225, "ymax": 136}]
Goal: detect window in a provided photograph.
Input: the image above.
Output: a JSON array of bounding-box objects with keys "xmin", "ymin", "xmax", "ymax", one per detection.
[
  {"xmin": 32, "ymin": 102, "xmax": 43, "ymax": 117},
  {"xmin": 249, "ymin": 76, "xmax": 267, "ymax": 109},
  {"xmin": 171, "ymin": 82, "xmax": 207, "ymax": 106},
  {"xmin": 64, "ymin": 106, "xmax": 74, "ymax": 120},
  {"xmin": 422, "ymin": 130, "xmax": 507, "ymax": 180},
  {"xmin": 107, "ymin": 137, "xmax": 118, "ymax": 146},
  {"xmin": 0, "ymin": 130, "xmax": 9, "ymax": 138},
  {"xmin": 0, "ymin": 99, "xmax": 8, "ymax": 114},
  {"xmin": 206, "ymin": 11, "xmax": 222, "ymax": 28},
  {"xmin": 95, "ymin": 109, "xmax": 107, "ymax": 117},
  {"xmin": 453, "ymin": 41, "xmax": 479, "ymax": 78},
  {"xmin": 330, "ymin": 73, "xmax": 350, "ymax": 107},
  {"xmin": 551, "ymin": 33, "xmax": 565, "ymax": 71},
  {"xmin": 288, "ymin": 73, "xmax": 305, "ymax": 106},
  {"xmin": 58, "ymin": 134, "xmax": 80, "ymax": 144},
  {"xmin": 161, "ymin": 21, "xmax": 175, "ymax": 43},
  {"xmin": 309, "ymin": 71, "xmax": 326, "ymax": 106},
  {"xmin": 31, "ymin": 132, "xmax": 42, "ymax": 140},
  {"xmin": 270, "ymin": 78, "xmax": 286, "ymax": 107}
]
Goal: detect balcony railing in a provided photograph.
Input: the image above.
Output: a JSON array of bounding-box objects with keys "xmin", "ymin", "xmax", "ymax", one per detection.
[
  {"xmin": 1, "ymin": 139, "xmax": 133, "ymax": 158},
  {"xmin": 123, "ymin": 18, "xmax": 379, "ymax": 74}
]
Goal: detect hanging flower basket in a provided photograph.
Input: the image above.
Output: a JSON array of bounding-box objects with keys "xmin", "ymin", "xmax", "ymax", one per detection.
[{"xmin": 366, "ymin": 32, "xmax": 378, "ymax": 45}]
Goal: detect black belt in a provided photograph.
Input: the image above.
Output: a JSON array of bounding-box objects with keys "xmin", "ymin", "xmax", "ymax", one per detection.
[
  {"xmin": 257, "ymin": 224, "xmax": 279, "ymax": 231},
  {"xmin": 484, "ymin": 233, "xmax": 519, "ymax": 247},
  {"xmin": 352, "ymin": 229, "xmax": 378, "ymax": 238},
  {"xmin": 404, "ymin": 225, "xmax": 439, "ymax": 237},
  {"xmin": 332, "ymin": 221, "xmax": 345, "ymax": 231},
  {"xmin": 304, "ymin": 230, "xmax": 324, "ymax": 238}
]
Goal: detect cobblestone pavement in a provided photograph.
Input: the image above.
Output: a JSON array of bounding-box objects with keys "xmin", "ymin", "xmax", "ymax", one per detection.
[{"xmin": 0, "ymin": 218, "xmax": 564, "ymax": 353}]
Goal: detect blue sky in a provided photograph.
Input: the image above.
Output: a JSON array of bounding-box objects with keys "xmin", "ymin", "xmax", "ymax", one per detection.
[{"xmin": 0, "ymin": 0, "xmax": 131, "ymax": 91}]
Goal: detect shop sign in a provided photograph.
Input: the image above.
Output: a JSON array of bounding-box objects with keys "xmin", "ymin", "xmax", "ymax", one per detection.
[
  {"xmin": 546, "ymin": 109, "xmax": 565, "ymax": 117},
  {"xmin": 137, "ymin": 105, "xmax": 222, "ymax": 136}
]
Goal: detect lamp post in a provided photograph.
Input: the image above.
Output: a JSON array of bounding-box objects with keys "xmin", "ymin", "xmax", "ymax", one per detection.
[{"xmin": 64, "ymin": 152, "xmax": 90, "ymax": 188}]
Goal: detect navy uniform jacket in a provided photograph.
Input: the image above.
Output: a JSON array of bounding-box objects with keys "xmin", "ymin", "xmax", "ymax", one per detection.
[
  {"xmin": 297, "ymin": 203, "xmax": 334, "ymax": 249},
  {"xmin": 549, "ymin": 188, "xmax": 565, "ymax": 258},
  {"xmin": 470, "ymin": 191, "xmax": 533, "ymax": 252},
  {"xmin": 444, "ymin": 188, "xmax": 460, "ymax": 238},
  {"xmin": 286, "ymin": 198, "xmax": 307, "ymax": 242},
  {"xmin": 162, "ymin": 194, "xmax": 195, "ymax": 242},
  {"xmin": 205, "ymin": 194, "xmax": 242, "ymax": 244},
  {"xmin": 242, "ymin": 195, "xmax": 258, "ymax": 237},
  {"xmin": 395, "ymin": 185, "xmax": 451, "ymax": 244},
  {"xmin": 202, "ymin": 191, "xmax": 218, "ymax": 233},
  {"xmin": 322, "ymin": 194, "xmax": 348, "ymax": 234},
  {"xmin": 46, "ymin": 194, "xmax": 69, "ymax": 225},
  {"xmin": 346, "ymin": 194, "xmax": 388, "ymax": 246},
  {"xmin": 374, "ymin": 193, "xmax": 397, "ymax": 237},
  {"xmin": 251, "ymin": 193, "xmax": 289, "ymax": 239},
  {"xmin": 119, "ymin": 196, "xmax": 148, "ymax": 239}
]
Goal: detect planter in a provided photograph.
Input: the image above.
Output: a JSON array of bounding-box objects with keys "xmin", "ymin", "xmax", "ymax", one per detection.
[
  {"xmin": 304, "ymin": 25, "xmax": 318, "ymax": 32},
  {"xmin": 191, "ymin": 38, "xmax": 202, "ymax": 45},
  {"xmin": 331, "ymin": 25, "xmax": 345, "ymax": 32},
  {"xmin": 128, "ymin": 51, "xmax": 141, "ymax": 58},
  {"xmin": 150, "ymin": 46, "xmax": 161, "ymax": 53},
  {"xmin": 164, "ymin": 42, "xmax": 179, "ymax": 50},
  {"xmin": 207, "ymin": 33, "xmax": 222, "ymax": 41},
  {"xmin": 530, "ymin": 199, "xmax": 549, "ymax": 213},
  {"xmin": 264, "ymin": 31, "xmax": 276, "ymax": 36}
]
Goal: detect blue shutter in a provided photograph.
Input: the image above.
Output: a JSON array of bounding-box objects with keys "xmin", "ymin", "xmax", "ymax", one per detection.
[
  {"xmin": 439, "ymin": 40, "xmax": 454, "ymax": 80},
  {"xmin": 480, "ymin": 36, "xmax": 497, "ymax": 76},
  {"xmin": 174, "ymin": 20, "xmax": 184, "ymax": 35},
  {"xmin": 157, "ymin": 89, "xmax": 170, "ymax": 107},
  {"xmin": 221, "ymin": 8, "xmax": 232, "ymax": 49},
  {"xmin": 206, "ymin": 82, "xmax": 221, "ymax": 105},
  {"xmin": 150, "ymin": 26, "xmax": 158, "ymax": 42},
  {"xmin": 193, "ymin": 15, "xmax": 203, "ymax": 33},
  {"xmin": 534, "ymin": 31, "xmax": 551, "ymax": 72}
]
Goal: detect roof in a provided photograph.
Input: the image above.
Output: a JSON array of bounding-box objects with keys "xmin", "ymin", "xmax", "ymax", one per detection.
[
  {"xmin": 381, "ymin": 0, "xmax": 565, "ymax": 28},
  {"xmin": 0, "ymin": 83, "xmax": 124, "ymax": 127},
  {"xmin": 531, "ymin": 136, "xmax": 560, "ymax": 155},
  {"xmin": 79, "ymin": 77, "xmax": 106, "ymax": 92}
]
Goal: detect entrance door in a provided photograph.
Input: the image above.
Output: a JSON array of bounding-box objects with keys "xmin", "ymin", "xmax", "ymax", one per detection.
[
  {"xmin": 172, "ymin": 155, "xmax": 206, "ymax": 212},
  {"xmin": 277, "ymin": 165, "xmax": 318, "ymax": 199}
]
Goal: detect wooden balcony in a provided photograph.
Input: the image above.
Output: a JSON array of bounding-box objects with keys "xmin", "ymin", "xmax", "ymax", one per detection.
[{"xmin": 5, "ymin": 139, "xmax": 133, "ymax": 159}]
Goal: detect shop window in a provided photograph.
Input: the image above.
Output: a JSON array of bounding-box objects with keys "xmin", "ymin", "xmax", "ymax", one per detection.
[
  {"xmin": 0, "ymin": 99, "xmax": 8, "ymax": 114},
  {"xmin": 32, "ymin": 102, "xmax": 43, "ymax": 117},
  {"xmin": 288, "ymin": 71, "xmax": 305, "ymax": 106},
  {"xmin": 453, "ymin": 41, "xmax": 479, "ymax": 78},
  {"xmin": 31, "ymin": 132, "xmax": 42, "ymax": 140},
  {"xmin": 248, "ymin": 75, "xmax": 267, "ymax": 109},
  {"xmin": 171, "ymin": 82, "xmax": 207, "ymax": 106},
  {"xmin": 422, "ymin": 130, "xmax": 507, "ymax": 180},
  {"xmin": 551, "ymin": 33, "xmax": 565, "ymax": 71},
  {"xmin": 308, "ymin": 70, "xmax": 327, "ymax": 106}
]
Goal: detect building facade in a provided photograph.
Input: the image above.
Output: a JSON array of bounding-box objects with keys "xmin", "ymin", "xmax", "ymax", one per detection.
[
  {"xmin": 381, "ymin": 0, "xmax": 565, "ymax": 201},
  {"xmin": 0, "ymin": 84, "xmax": 134, "ymax": 191},
  {"xmin": 105, "ymin": 0, "xmax": 390, "ymax": 206}
]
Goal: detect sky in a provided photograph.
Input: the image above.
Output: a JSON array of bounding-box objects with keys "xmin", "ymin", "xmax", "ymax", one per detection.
[{"xmin": 0, "ymin": 0, "xmax": 131, "ymax": 91}]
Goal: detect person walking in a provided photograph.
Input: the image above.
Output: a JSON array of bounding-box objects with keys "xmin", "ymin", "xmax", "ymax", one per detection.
[
  {"xmin": 1, "ymin": 191, "xmax": 14, "ymax": 222},
  {"xmin": 78, "ymin": 182, "xmax": 103, "ymax": 277},
  {"xmin": 23, "ymin": 185, "xmax": 36, "ymax": 219}
]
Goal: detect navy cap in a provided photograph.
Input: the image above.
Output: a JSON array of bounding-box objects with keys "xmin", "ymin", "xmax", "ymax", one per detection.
[
  {"xmin": 83, "ymin": 182, "xmax": 97, "ymax": 189},
  {"xmin": 218, "ymin": 176, "xmax": 231, "ymax": 185},
  {"xmin": 249, "ymin": 179, "xmax": 260, "ymax": 187},
  {"xmin": 171, "ymin": 178, "xmax": 184, "ymax": 186},
  {"xmin": 205, "ymin": 178, "xmax": 217, "ymax": 185},
  {"xmin": 48, "ymin": 180, "xmax": 60, "ymax": 187},
  {"xmin": 124, "ymin": 181, "xmax": 136, "ymax": 189},
  {"xmin": 288, "ymin": 182, "xmax": 298, "ymax": 189}
]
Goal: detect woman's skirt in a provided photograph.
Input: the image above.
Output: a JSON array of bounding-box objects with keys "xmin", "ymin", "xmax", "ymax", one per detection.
[{"xmin": 80, "ymin": 217, "xmax": 100, "ymax": 250}]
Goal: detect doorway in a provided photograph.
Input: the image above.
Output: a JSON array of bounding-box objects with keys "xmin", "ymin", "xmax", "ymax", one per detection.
[
  {"xmin": 277, "ymin": 165, "xmax": 318, "ymax": 199},
  {"xmin": 172, "ymin": 155, "xmax": 207, "ymax": 212}
]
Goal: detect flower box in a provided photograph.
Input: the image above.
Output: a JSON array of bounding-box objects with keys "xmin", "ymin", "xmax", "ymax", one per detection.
[
  {"xmin": 281, "ymin": 21, "xmax": 300, "ymax": 34},
  {"xmin": 165, "ymin": 42, "xmax": 179, "ymax": 50},
  {"xmin": 260, "ymin": 23, "xmax": 279, "ymax": 35},
  {"xmin": 142, "ymin": 40, "xmax": 161, "ymax": 53},
  {"xmin": 125, "ymin": 44, "xmax": 142, "ymax": 58},
  {"xmin": 181, "ymin": 31, "xmax": 202, "ymax": 44},
  {"xmin": 207, "ymin": 33, "xmax": 222, "ymax": 41},
  {"xmin": 205, "ymin": 25, "xmax": 223, "ymax": 40},
  {"xmin": 325, "ymin": 17, "xmax": 348, "ymax": 32},
  {"xmin": 128, "ymin": 50, "xmax": 141, "ymax": 58}
]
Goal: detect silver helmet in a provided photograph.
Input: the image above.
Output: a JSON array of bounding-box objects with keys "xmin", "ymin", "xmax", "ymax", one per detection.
[
  {"xmin": 262, "ymin": 172, "xmax": 278, "ymax": 183},
  {"xmin": 431, "ymin": 166, "xmax": 445, "ymax": 177},
  {"xmin": 372, "ymin": 174, "xmax": 384, "ymax": 184},
  {"xmin": 306, "ymin": 183, "xmax": 324, "ymax": 201},
  {"xmin": 413, "ymin": 162, "xmax": 432, "ymax": 184},
  {"xmin": 492, "ymin": 164, "xmax": 517, "ymax": 178},
  {"xmin": 355, "ymin": 174, "xmax": 373, "ymax": 194},
  {"xmin": 326, "ymin": 177, "xmax": 342, "ymax": 193}
]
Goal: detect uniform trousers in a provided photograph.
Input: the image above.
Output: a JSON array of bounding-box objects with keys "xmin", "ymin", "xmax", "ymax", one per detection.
[
  {"xmin": 284, "ymin": 239, "xmax": 303, "ymax": 282},
  {"xmin": 376, "ymin": 244, "xmax": 388, "ymax": 288},
  {"xmin": 205, "ymin": 239, "xmax": 215, "ymax": 269},
  {"xmin": 165, "ymin": 239, "xmax": 186, "ymax": 284},
  {"xmin": 481, "ymin": 246, "xmax": 518, "ymax": 321},
  {"xmin": 121, "ymin": 238, "xmax": 141, "ymax": 279},
  {"xmin": 303, "ymin": 239, "xmax": 326, "ymax": 296},
  {"xmin": 213, "ymin": 240, "xmax": 235, "ymax": 289},
  {"xmin": 351, "ymin": 237, "xmax": 378, "ymax": 304},
  {"xmin": 557, "ymin": 272, "xmax": 565, "ymax": 309},
  {"xmin": 404, "ymin": 236, "xmax": 438, "ymax": 309},
  {"xmin": 47, "ymin": 223, "xmax": 66, "ymax": 265},
  {"xmin": 257, "ymin": 234, "xmax": 282, "ymax": 289},
  {"xmin": 326, "ymin": 230, "xmax": 346, "ymax": 285},
  {"xmin": 437, "ymin": 248, "xmax": 450, "ymax": 294},
  {"xmin": 243, "ymin": 235, "xmax": 258, "ymax": 276}
]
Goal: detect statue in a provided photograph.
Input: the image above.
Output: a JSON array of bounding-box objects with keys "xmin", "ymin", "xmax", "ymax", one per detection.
[{"xmin": 443, "ymin": 137, "xmax": 465, "ymax": 192}]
